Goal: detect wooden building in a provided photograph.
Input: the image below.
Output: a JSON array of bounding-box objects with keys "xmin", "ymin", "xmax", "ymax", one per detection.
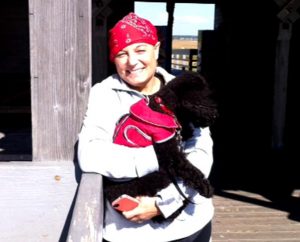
[{"xmin": 0, "ymin": 0, "xmax": 299, "ymax": 241}]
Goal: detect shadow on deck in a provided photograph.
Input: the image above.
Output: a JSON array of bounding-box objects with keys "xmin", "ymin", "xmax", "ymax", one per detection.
[{"xmin": 212, "ymin": 189, "xmax": 300, "ymax": 241}]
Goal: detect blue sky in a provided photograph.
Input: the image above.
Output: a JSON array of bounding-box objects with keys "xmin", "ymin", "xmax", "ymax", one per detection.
[{"xmin": 134, "ymin": 2, "xmax": 215, "ymax": 36}]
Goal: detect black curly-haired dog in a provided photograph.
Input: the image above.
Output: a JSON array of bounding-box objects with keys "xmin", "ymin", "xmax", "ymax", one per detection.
[{"xmin": 104, "ymin": 71, "xmax": 218, "ymax": 222}]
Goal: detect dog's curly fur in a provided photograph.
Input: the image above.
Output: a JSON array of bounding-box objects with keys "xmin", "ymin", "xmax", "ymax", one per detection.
[{"xmin": 104, "ymin": 71, "xmax": 218, "ymax": 222}]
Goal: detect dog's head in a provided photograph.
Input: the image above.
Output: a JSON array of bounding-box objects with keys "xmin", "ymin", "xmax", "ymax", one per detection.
[{"xmin": 150, "ymin": 71, "xmax": 218, "ymax": 128}]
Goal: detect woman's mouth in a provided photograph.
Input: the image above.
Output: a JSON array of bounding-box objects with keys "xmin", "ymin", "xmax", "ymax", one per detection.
[{"xmin": 127, "ymin": 68, "xmax": 144, "ymax": 75}]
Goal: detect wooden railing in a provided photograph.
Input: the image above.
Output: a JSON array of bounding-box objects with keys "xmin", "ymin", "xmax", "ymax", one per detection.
[
  {"xmin": 171, "ymin": 49, "xmax": 199, "ymax": 72},
  {"xmin": 67, "ymin": 173, "xmax": 104, "ymax": 242}
]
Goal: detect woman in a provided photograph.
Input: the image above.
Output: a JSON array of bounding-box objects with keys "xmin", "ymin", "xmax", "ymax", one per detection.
[{"xmin": 78, "ymin": 12, "xmax": 214, "ymax": 242}]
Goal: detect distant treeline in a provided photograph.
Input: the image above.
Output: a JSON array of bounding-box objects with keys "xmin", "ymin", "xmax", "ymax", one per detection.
[{"xmin": 173, "ymin": 35, "xmax": 197, "ymax": 41}]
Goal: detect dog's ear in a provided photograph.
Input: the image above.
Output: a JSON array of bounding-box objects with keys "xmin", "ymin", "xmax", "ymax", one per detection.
[
  {"xmin": 167, "ymin": 71, "xmax": 210, "ymax": 105},
  {"xmin": 170, "ymin": 71, "xmax": 219, "ymax": 127},
  {"xmin": 167, "ymin": 71, "xmax": 207, "ymax": 94}
]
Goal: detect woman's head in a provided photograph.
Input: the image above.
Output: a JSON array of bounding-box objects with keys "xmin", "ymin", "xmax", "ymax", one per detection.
[
  {"xmin": 109, "ymin": 12, "xmax": 158, "ymax": 62},
  {"xmin": 109, "ymin": 13, "xmax": 161, "ymax": 94}
]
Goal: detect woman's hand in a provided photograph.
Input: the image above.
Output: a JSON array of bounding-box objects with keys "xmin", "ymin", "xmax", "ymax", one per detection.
[{"xmin": 122, "ymin": 196, "xmax": 161, "ymax": 223}]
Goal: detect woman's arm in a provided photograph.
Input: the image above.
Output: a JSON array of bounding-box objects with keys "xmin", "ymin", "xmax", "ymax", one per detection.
[
  {"xmin": 78, "ymin": 83, "xmax": 159, "ymax": 178},
  {"xmin": 118, "ymin": 126, "xmax": 214, "ymax": 221},
  {"xmin": 183, "ymin": 126, "xmax": 214, "ymax": 178}
]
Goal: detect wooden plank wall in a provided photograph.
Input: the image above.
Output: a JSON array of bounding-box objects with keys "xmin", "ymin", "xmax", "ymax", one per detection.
[
  {"xmin": 0, "ymin": 0, "xmax": 92, "ymax": 241},
  {"xmin": 29, "ymin": 0, "xmax": 91, "ymax": 161}
]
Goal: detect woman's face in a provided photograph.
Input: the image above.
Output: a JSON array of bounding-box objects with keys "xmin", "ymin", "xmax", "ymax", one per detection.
[{"xmin": 114, "ymin": 42, "xmax": 160, "ymax": 94}]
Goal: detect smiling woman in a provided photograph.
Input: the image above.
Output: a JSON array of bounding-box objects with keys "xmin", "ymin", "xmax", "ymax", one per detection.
[{"xmin": 78, "ymin": 12, "xmax": 215, "ymax": 242}]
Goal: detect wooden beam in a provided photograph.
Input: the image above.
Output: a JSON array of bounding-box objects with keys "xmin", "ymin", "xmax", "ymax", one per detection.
[
  {"xmin": 272, "ymin": 22, "xmax": 292, "ymax": 149},
  {"xmin": 28, "ymin": 0, "xmax": 91, "ymax": 161},
  {"xmin": 67, "ymin": 173, "xmax": 104, "ymax": 242},
  {"xmin": 277, "ymin": 0, "xmax": 300, "ymax": 23},
  {"xmin": 165, "ymin": 0, "xmax": 175, "ymax": 72},
  {"xmin": 92, "ymin": 0, "xmax": 112, "ymax": 83},
  {"xmin": 272, "ymin": 0, "xmax": 300, "ymax": 149}
]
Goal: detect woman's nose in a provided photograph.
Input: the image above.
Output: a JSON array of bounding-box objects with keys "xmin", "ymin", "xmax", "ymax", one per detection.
[{"xmin": 127, "ymin": 53, "xmax": 138, "ymax": 65}]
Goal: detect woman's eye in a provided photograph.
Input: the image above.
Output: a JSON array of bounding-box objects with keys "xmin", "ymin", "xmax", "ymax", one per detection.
[
  {"xmin": 116, "ymin": 52, "xmax": 126, "ymax": 58},
  {"xmin": 136, "ymin": 49, "xmax": 146, "ymax": 53}
]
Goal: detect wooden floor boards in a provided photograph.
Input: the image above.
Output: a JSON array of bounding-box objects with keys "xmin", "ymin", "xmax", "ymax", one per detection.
[{"xmin": 212, "ymin": 190, "xmax": 300, "ymax": 241}]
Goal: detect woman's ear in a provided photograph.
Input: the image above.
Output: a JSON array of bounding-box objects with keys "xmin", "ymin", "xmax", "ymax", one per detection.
[{"xmin": 154, "ymin": 42, "xmax": 161, "ymax": 60}]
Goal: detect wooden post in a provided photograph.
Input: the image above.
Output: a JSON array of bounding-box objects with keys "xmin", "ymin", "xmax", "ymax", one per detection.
[
  {"xmin": 166, "ymin": 0, "xmax": 175, "ymax": 73},
  {"xmin": 272, "ymin": 0, "xmax": 300, "ymax": 149},
  {"xmin": 67, "ymin": 173, "xmax": 104, "ymax": 241},
  {"xmin": 29, "ymin": 0, "xmax": 91, "ymax": 161},
  {"xmin": 272, "ymin": 22, "xmax": 291, "ymax": 149},
  {"xmin": 92, "ymin": 0, "xmax": 112, "ymax": 83}
]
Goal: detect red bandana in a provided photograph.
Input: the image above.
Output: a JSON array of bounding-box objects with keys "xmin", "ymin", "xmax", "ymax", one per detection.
[{"xmin": 108, "ymin": 12, "xmax": 158, "ymax": 62}]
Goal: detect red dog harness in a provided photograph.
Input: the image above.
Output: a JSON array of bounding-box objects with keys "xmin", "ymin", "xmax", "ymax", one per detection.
[{"xmin": 113, "ymin": 98, "xmax": 180, "ymax": 147}]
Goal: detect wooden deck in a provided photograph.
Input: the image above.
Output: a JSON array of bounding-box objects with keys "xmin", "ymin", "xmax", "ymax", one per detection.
[{"xmin": 212, "ymin": 190, "xmax": 300, "ymax": 242}]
